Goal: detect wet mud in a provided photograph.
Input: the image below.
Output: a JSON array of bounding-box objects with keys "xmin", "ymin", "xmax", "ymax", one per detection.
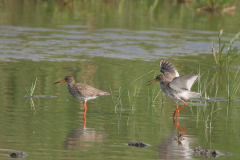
[
  {"xmin": 194, "ymin": 146, "xmax": 231, "ymax": 158},
  {"xmin": 128, "ymin": 141, "xmax": 150, "ymax": 148}
]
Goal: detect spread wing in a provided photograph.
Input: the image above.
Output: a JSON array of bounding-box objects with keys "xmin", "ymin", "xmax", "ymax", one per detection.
[
  {"xmin": 169, "ymin": 73, "xmax": 198, "ymax": 91},
  {"xmin": 160, "ymin": 59, "xmax": 179, "ymax": 77},
  {"xmin": 160, "ymin": 59, "xmax": 179, "ymax": 81}
]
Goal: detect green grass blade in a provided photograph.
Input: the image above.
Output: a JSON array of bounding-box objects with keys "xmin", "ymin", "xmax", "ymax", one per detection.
[
  {"xmin": 25, "ymin": 87, "xmax": 29, "ymax": 96},
  {"xmin": 30, "ymin": 78, "xmax": 37, "ymax": 96},
  {"xmin": 228, "ymin": 31, "xmax": 240, "ymax": 51},
  {"xmin": 114, "ymin": 70, "xmax": 154, "ymax": 107}
]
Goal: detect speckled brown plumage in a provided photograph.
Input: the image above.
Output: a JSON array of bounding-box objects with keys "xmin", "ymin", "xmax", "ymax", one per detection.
[
  {"xmin": 150, "ymin": 60, "xmax": 200, "ymax": 118},
  {"xmin": 54, "ymin": 76, "xmax": 110, "ymax": 114}
]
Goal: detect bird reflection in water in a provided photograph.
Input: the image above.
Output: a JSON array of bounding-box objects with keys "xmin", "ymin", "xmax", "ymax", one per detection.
[
  {"xmin": 172, "ymin": 117, "xmax": 185, "ymax": 146},
  {"xmin": 65, "ymin": 108, "xmax": 105, "ymax": 150},
  {"xmin": 158, "ymin": 117, "xmax": 194, "ymax": 160}
]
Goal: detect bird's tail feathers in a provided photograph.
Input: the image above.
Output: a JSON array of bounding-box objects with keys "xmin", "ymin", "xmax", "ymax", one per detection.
[{"xmin": 189, "ymin": 92, "xmax": 201, "ymax": 99}]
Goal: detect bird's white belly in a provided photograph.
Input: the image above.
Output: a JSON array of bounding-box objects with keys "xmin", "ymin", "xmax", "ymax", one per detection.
[{"xmin": 179, "ymin": 91, "xmax": 189, "ymax": 100}]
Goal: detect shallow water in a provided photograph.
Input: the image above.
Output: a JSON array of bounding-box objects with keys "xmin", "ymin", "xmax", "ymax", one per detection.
[{"xmin": 0, "ymin": 1, "xmax": 240, "ymax": 159}]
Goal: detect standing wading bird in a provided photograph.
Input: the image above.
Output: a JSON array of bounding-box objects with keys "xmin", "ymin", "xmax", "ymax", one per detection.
[
  {"xmin": 149, "ymin": 60, "xmax": 200, "ymax": 118},
  {"xmin": 54, "ymin": 76, "xmax": 110, "ymax": 115}
]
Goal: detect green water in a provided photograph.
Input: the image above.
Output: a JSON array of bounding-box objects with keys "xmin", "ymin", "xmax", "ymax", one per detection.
[{"xmin": 0, "ymin": 0, "xmax": 240, "ymax": 159}]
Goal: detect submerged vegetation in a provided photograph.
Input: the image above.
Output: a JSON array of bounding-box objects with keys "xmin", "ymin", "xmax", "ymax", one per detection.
[
  {"xmin": 25, "ymin": 77, "xmax": 37, "ymax": 97},
  {"xmin": 226, "ymin": 68, "xmax": 240, "ymax": 101},
  {"xmin": 210, "ymin": 30, "xmax": 240, "ymax": 101},
  {"xmin": 108, "ymin": 70, "xmax": 154, "ymax": 111},
  {"xmin": 128, "ymin": 82, "xmax": 142, "ymax": 110},
  {"xmin": 212, "ymin": 30, "xmax": 240, "ymax": 69}
]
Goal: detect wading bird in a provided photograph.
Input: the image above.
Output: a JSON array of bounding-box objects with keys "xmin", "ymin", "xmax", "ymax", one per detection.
[
  {"xmin": 54, "ymin": 76, "xmax": 110, "ymax": 114},
  {"xmin": 149, "ymin": 60, "xmax": 200, "ymax": 118}
]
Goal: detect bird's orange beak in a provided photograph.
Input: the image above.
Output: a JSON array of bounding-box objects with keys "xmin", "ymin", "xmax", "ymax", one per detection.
[
  {"xmin": 147, "ymin": 78, "xmax": 158, "ymax": 85},
  {"xmin": 54, "ymin": 79, "xmax": 66, "ymax": 84}
]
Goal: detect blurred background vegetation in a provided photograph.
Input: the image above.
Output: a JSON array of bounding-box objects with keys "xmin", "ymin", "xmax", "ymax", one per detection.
[{"xmin": 0, "ymin": 0, "xmax": 239, "ymax": 33}]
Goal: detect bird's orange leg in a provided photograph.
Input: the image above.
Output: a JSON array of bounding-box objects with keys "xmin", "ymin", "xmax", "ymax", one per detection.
[
  {"xmin": 83, "ymin": 102, "xmax": 87, "ymax": 115},
  {"xmin": 173, "ymin": 100, "xmax": 187, "ymax": 118},
  {"xmin": 173, "ymin": 104, "xmax": 180, "ymax": 118},
  {"xmin": 178, "ymin": 100, "xmax": 187, "ymax": 110}
]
